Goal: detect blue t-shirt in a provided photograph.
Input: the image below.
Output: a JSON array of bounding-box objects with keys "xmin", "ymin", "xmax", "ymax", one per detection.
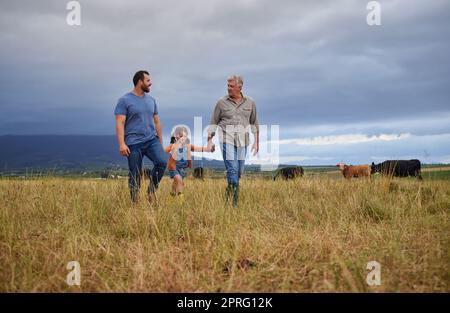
[{"xmin": 114, "ymin": 92, "xmax": 159, "ymax": 145}]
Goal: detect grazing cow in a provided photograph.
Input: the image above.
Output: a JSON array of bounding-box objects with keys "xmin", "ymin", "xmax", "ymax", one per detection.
[
  {"xmin": 371, "ymin": 159, "xmax": 422, "ymax": 180},
  {"xmin": 273, "ymin": 166, "xmax": 304, "ymax": 180},
  {"xmin": 193, "ymin": 167, "xmax": 205, "ymax": 180},
  {"xmin": 337, "ymin": 163, "xmax": 371, "ymax": 180}
]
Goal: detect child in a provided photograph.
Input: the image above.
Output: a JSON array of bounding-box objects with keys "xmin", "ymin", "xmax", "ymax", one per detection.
[{"xmin": 164, "ymin": 126, "xmax": 215, "ymax": 197}]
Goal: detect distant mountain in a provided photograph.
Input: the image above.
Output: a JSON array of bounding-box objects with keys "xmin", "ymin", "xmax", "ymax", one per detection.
[{"xmin": 0, "ymin": 135, "xmax": 225, "ymax": 173}]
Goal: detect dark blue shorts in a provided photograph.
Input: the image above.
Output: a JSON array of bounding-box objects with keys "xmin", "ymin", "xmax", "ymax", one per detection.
[{"xmin": 169, "ymin": 168, "xmax": 186, "ymax": 179}]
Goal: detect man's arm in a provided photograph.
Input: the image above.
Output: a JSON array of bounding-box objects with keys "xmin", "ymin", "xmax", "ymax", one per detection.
[
  {"xmin": 252, "ymin": 130, "xmax": 260, "ymax": 155},
  {"xmin": 207, "ymin": 101, "xmax": 221, "ymax": 149},
  {"xmin": 154, "ymin": 114, "xmax": 163, "ymax": 145},
  {"xmin": 115, "ymin": 115, "xmax": 130, "ymax": 156},
  {"xmin": 191, "ymin": 144, "xmax": 215, "ymax": 153},
  {"xmin": 250, "ymin": 102, "xmax": 260, "ymax": 155}
]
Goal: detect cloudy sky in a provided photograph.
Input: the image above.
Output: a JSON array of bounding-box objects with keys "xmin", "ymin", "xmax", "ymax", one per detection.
[{"xmin": 1, "ymin": 0, "xmax": 449, "ymax": 165}]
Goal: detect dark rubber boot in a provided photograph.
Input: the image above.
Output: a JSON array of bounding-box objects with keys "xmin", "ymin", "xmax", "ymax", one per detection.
[
  {"xmin": 130, "ymin": 188, "xmax": 139, "ymax": 203},
  {"xmin": 226, "ymin": 182, "xmax": 232, "ymax": 204},
  {"xmin": 232, "ymin": 182, "xmax": 239, "ymax": 207}
]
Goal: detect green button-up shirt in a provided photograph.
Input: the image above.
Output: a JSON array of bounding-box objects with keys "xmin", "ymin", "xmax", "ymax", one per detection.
[{"xmin": 208, "ymin": 94, "xmax": 259, "ymax": 147}]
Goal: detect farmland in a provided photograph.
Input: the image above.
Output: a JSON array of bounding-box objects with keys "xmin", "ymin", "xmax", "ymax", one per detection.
[{"xmin": 0, "ymin": 169, "xmax": 449, "ymax": 292}]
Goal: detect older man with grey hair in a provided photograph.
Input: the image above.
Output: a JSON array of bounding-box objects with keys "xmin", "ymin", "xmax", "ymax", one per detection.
[{"xmin": 207, "ymin": 75, "xmax": 259, "ymax": 207}]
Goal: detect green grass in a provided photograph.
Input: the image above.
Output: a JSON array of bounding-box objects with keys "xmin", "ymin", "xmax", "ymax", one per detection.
[{"xmin": 423, "ymin": 170, "xmax": 450, "ymax": 180}]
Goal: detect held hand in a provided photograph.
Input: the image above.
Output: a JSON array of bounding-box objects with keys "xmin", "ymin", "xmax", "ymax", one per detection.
[
  {"xmin": 251, "ymin": 143, "xmax": 259, "ymax": 156},
  {"xmin": 119, "ymin": 143, "xmax": 130, "ymax": 156},
  {"xmin": 210, "ymin": 144, "xmax": 215, "ymax": 153}
]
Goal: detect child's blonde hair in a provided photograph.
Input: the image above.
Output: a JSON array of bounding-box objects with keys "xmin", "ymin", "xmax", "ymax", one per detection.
[{"xmin": 170, "ymin": 126, "xmax": 190, "ymax": 144}]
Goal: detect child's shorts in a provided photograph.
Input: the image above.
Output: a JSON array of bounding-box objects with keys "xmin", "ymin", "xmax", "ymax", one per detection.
[{"xmin": 169, "ymin": 168, "xmax": 187, "ymax": 179}]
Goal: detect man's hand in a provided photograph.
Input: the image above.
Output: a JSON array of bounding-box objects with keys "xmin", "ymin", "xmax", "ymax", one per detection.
[
  {"xmin": 120, "ymin": 143, "xmax": 130, "ymax": 156},
  {"xmin": 251, "ymin": 142, "xmax": 259, "ymax": 156},
  {"xmin": 206, "ymin": 144, "xmax": 215, "ymax": 153}
]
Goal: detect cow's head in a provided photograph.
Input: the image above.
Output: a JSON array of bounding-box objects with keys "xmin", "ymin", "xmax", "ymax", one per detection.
[
  {"xmin": 371, "ymin": 162, "xmax": 379, "ymax": 174},
  {"xmin": 336, "ymin": 162, "xmax": 346, "ymax": 171}
]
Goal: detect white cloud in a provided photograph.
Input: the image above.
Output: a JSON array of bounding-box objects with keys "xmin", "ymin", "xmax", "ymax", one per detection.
[
  {"xmin": 273, "ymin": 133, "xmax": 411, "ymax": 146},
  {"xmin": 283, "ymin": 112, "xmax": 450, "ymax": 138},
  {"xmin": 439, "ymin": 156, "xmax": 450, "ymax": 164},
  {"xmin": 1, "ymin": 0, "xmax": 449, "ymax": 139},
  {"xmin": 247, "ymin": 155, "xmax": 332, "ymax": 164}
]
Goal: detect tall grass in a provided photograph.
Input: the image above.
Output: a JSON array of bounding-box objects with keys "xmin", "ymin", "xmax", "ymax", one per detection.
[{"xmin": 0, "ymin": 175, "xmax": 448, "ymax": 292}]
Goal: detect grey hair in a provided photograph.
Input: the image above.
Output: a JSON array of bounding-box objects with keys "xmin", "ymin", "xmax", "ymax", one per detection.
[{"xmin": 227, "ymin": 74, "xmax": 243, "ymax": 87}]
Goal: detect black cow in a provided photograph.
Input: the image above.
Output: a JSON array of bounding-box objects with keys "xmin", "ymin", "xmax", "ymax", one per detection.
[
  {"xmin": 371, "ymin": 159, "xmax": 422, "ymax": 180},
  {"xmin": 273, "ymin": 166, "xmax": 304, "ymax": 180},
  {"xmin": 193, "ymin": 167, "xmax": 204, "ymax": 180}
]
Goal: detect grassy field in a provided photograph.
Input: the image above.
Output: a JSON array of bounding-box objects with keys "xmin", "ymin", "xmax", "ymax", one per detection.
[
  {"xmin": 422, "ymin": 170, "xmax": 450, "ymax": 180},
  {"xmin": 0, "ymin": 173, "xmax": 449, "ymax": 292}
]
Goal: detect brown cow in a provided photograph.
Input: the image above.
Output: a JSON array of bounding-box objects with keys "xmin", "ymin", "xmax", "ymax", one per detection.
[{"xmin": 337, "ymin": 162, "xmax": 371, "ymax": 180}]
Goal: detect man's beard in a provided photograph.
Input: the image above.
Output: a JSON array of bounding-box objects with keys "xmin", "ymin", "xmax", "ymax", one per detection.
[{"xmin": 142, "ymin": 86, "xmax": 150, "ymax": 93}]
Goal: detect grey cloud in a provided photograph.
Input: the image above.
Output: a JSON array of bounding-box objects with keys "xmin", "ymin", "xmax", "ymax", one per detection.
[{"xmin": 0, "ymin": 0, "xmax": 449, "ymax": 142}]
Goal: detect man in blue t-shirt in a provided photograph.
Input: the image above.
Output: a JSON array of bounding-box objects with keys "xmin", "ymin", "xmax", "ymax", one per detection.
[{"xmin": 114, "ymin": 70, "xmax": 168, "ymax": 203}]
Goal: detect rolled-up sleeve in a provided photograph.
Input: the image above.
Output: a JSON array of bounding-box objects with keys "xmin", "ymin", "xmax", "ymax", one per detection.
[
  {"xmin": 250, "ymin": 102, "xmax": 259, "ymax": 134},
  {"xmin": 208, "ymin": 101, "xmax": 221, "ymax": 137}
]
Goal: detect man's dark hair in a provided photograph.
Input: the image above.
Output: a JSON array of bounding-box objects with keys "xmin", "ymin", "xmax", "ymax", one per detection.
[{"xmin": 133, "ymin": 70, "xmax": 149, "ymax": 86}]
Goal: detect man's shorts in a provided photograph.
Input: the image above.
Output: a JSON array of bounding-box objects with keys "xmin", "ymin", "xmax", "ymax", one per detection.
[{"xmin": 169, "ymin": 167, "xmax": 187, "ymax": 179}]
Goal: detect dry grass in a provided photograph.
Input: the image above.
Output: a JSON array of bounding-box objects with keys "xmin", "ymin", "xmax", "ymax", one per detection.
[
  {"xmin": 0, "ymin": 175, "xmax": 449, "ymax": 292},
  {"xmin": 422, "ymin": 166, "xmax": 450, "ymax": 172}
]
